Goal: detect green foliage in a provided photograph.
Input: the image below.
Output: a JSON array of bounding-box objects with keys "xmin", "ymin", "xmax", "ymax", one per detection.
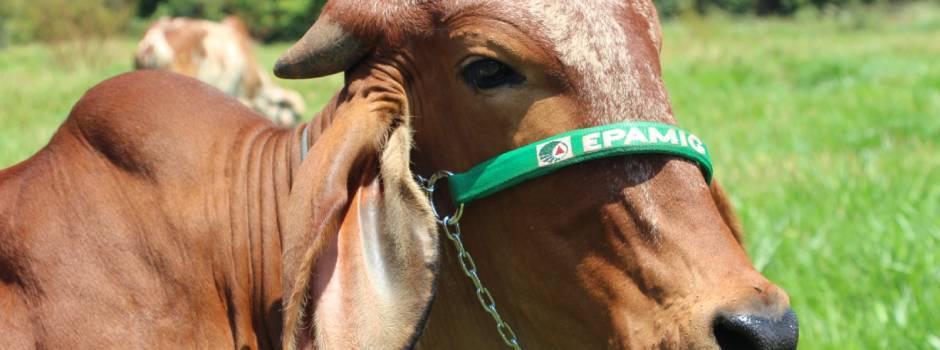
[
  {"xmin": 1, "ymin": 0, "xmax": 134, "ymax": 43},
  {"xmin": 655, "ymin": 0, "xmax": 697, "ymax": 18},
  {"xmin": 0, "ymin": 0, "xmax": 136, "ymax": 65},
  {"xmin": 143, "ymin": 0, "xmax": 327, "ymax": 42},
  {"xmin": 0, "ymin": 0, "xmax": 326, "ymax": 45},
  {"xmin": 228, "ymin": 0, "xmax": 327, "ymax": 42},
  {"xmin": 0, "ymin": 0, "xmax": 931, "ymax": 44}
]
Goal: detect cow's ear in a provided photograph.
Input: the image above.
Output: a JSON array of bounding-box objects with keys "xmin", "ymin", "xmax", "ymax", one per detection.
[
  {"xmin": 281, "ymin": 80, "xmax": 438, "ymax": 350},
  {"xmin": 710, "ymin": 179, "xmax": 745, "ymax": 244}
]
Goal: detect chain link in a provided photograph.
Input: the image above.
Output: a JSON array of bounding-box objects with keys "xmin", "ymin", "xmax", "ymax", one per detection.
[
  {"xmin": 419, "ymin": 172, "xmax": 523, "ymax": 350},
  {"xmin": 442, "ymin": 218, "xmax": 522, "ymax": 350}
]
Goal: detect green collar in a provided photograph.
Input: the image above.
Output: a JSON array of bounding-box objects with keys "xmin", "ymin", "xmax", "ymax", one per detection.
[{"xmin": 447, "ymin": 121, "xmax": 713, "ymax": 204}]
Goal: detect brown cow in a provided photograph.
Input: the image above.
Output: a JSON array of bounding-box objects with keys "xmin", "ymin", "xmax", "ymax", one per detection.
[
  {"xmin": 135, "ymin": 16, "xmax": 307, "ymax": 126},
  {"xmin": 0, "ymin": 1, "xmax": 798, "ymax": 349}
]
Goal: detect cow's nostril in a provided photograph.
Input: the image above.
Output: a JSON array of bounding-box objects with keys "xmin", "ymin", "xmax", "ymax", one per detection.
[{"xmin": 713, "ymin": 309, "xmax": 798, "ymax": 350}]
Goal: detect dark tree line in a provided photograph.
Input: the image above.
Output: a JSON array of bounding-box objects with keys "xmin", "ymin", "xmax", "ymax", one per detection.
[
  {"xmin": 0, "ymin": 0, "xmax": 923, "ymax": 46},
  {"xmin": 135, "ymin": 0, "xmax": 327, "ymax": 42}
]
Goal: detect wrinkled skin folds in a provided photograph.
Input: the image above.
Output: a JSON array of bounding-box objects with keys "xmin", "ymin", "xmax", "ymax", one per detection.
[
  {"xmin": 278, "ymin": 1, "xmax": 797, "ymax": 349},
  {"xmin": 0, "ymin": 0, "xmax": 797, "ymax": 349}
]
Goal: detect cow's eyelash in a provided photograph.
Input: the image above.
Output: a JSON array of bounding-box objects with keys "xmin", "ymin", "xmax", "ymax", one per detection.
[{"xmin": 460, "ymin": 57, "xmax": 526, "ymax": 91}]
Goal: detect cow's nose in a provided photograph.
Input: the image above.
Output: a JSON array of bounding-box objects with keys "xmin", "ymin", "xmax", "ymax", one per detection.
[{"xmin": 713, "ymin": 308, "xmax": 798, "ymax": 350}]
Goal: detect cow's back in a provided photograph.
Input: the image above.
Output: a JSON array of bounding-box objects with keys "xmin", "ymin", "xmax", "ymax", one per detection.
[{"xmin": 0, "ymin": 71, "xmax": 278, "ymax": 348}]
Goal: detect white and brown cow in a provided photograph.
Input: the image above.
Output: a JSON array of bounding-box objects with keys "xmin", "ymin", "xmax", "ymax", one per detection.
[{"xmin": 135, "ymin": 16, "xmax": 306, "ymax": 126}]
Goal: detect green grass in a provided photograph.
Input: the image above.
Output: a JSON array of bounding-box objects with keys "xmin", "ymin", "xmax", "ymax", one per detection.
[
  {"xmin": 1, "ymin": 5, "xmax": 938, "ymax": 349},
  {"xmin": 662, "ymin": 4, "xmax": 940, "ymax": 349},
  {"xmin": 0, "ymin": 40, "xmax": 343, "ymax": 165}
]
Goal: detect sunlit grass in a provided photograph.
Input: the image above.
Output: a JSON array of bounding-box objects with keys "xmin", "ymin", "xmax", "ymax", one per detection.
[
  {"xmin": 1, "ymin": 5, "xmax": 938, "ymax": 348},
  {"xmin": 0, "ymin": 40, "xmax": 343, "ymax": 167},
  {"xmin": 662, "ymin": 4, "xmax": 940, "ymax": 349}
]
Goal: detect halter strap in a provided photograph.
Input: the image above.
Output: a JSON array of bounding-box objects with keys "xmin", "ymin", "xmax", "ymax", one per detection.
[{"xmin": 447, "ymin": 121, "xmax": 713, "ymax": 205}]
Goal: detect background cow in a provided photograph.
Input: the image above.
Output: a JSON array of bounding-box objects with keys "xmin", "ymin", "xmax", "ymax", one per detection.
[{"xmin": 135, "ymin": 16, "xmax": 306, "ymax": 126}]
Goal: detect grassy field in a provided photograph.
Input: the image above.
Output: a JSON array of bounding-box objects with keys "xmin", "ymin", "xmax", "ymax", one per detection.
[
  {"xmin": 661, "ymin": 6, "xmax": 940, "ymax": 349},
  {"xmin": 1, "ymin": 5, "xmax": 939, "ymax": 349}
]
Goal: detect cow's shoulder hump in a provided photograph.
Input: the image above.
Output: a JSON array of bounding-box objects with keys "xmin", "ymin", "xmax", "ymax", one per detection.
[{"xmin": 64, "ymin": 70, "xmax": 268, "ymax": 178}]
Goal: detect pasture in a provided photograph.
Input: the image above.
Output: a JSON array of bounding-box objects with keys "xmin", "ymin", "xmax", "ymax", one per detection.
[{"xmin": 1, "ymin": 5, "xmax": 938, "ymax": 349}]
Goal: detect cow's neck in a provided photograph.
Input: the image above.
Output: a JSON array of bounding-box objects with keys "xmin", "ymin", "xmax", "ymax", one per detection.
[
  {"xmin": 206, "ymin": 97, "xmax": 340, "ymax": 347},
  {"xmin": 209, "ymin": 123, "xmax": 297, "ymax": 348}
]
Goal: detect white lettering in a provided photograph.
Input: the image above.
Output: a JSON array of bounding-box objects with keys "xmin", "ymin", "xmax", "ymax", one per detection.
[
  {"xmin": 688, "ymin": 134, "xmax": 707, "ymax": 155},
  {"xmin": 602, "ymin": 129, "xmax": 626, "ymax": 148},
  {"xmin": 625, "ymin": 127, "xmax": 649, "ymax": 144},
  {"xmin": 648, "ymin": 127, "xmax": 679, "ymax": 144},
  {"xmin": 583, "ymin": 132, "xmax": 602, "ymax": 152},
  {"xmin": 679, "ymin": 130, "xmax": 688, "ymax": 146}
]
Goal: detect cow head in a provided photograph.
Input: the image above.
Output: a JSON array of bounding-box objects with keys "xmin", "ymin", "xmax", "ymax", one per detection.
[{"xmin": 277, "ymin": 1, "xmax": 798, "ymax": 349}]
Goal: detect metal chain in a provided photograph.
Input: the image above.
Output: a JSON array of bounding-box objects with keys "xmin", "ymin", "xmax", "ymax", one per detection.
[
  {"xmin": 418, "ymin": 172, "xmax": 523, "ymax": 350},
  {"xmin": 441, "ymin": 217, "xmax": 522, "ymax": 349}
]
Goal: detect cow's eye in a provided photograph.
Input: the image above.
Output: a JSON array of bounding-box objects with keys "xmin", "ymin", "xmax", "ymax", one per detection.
[{"xmin": 461, "ymin": 58, "xmax": 525, "ymax": 90}]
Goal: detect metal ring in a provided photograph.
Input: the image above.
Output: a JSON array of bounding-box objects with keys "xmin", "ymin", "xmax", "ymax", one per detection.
[
  {"xmin": 421, "ymin": 171, "xmax": 522, "ymax": 349},
  {"xmin": 424, "ymin": 171, "xmax": 465, "ymax": 224}
]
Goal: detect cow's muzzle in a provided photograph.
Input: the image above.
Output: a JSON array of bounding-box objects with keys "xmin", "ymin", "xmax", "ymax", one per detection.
[{"xmin": 713, "ymin": 308, "xmax": 799, "ymax": 350}]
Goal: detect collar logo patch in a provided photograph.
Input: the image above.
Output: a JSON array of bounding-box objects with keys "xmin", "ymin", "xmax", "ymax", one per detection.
[{"xmin": 536, "ymin": 136, "xmax": 574, "ymax": 167}]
